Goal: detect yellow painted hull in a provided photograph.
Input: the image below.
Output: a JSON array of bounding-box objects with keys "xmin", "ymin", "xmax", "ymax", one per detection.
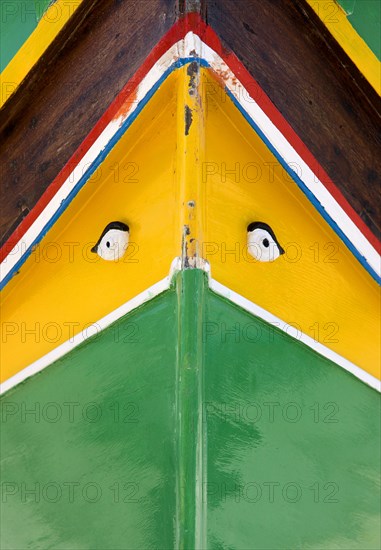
[{"xmin": 1, "ymin": 66, "xmax": 380, "ymax": 385}]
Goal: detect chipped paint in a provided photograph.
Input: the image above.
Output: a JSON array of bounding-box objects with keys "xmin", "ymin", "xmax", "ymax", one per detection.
[
  {"xmin": 184, "ymin": 104, "xmax": 193, "ymax": 135},
  {"xmin": 113, "ymin": 89, "xmax": 139, "ymax": 126},
  {"xmin": 1, "ymin": 25, "xmax": 380, "ymax": 389},
  {"xmin": 2, "ymin": 30, "xmax": 379, "ymax": 286},
  {"xmin": 187, "ymin": 60, "xmax": 199, "ymax": 96}
]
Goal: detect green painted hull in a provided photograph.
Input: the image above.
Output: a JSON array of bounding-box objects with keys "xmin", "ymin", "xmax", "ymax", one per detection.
[
  {"xmin": 0, "ymin": 0, "xmax": 52, "ymax": 71},
  {"xmin": 1, "ymin": 271, "xmax": 380, "ymax": 548}
]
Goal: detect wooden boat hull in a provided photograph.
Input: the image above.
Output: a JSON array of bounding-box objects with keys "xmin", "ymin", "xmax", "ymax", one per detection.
[
  {"xmin": 2, "ymin": 270, "xmax": 380, "ymax": 548},
  {"xmin": 1, "ymin": 4, "xmax": 380, "ymax": 548}
]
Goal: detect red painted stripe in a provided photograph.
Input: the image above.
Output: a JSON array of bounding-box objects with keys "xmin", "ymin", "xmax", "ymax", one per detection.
[
  {"xmin": 1, "ymin": 13, "xmax": 379, "ymax": 261},
  {"xmin": 192, "ymin": 14, "xmax": 381, "ymax": 253},
  {"xmin": 0, "ymin": 16, "xmax": 192, "ymax": 261}
]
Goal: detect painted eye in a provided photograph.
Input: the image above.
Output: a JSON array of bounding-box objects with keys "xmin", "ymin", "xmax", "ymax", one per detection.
[
  {"xmin": 247, "ymin": 222, "xmax": 285, "ymax": 262},
  {"xmin": 91, "ymin": 221, "xmax": 129, "ymax": 261}
]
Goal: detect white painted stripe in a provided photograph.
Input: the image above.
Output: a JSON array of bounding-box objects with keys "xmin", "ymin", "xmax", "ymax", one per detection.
[
  {"xmin": 0, "ymin": 277, "xmax": 170, "ymax": 395},
  {"xmin": 209, "ymin": 278, "xmax": 381, "ymax": 392},
  {"xmin": 1, "ymin": 261, "xmax": 379, "ymax": 394},
  {"xmin": 194, "ymin": 34, "xmax": 381, "ymax": 278},
  {"xmin": 0, "ymin": 257, "xmax": 206, "ymax": 394},
  {"xmin": 1, "ymin": 32, "xmax": 379, "ymax": 284},
  {"xmin": 0, "ymin": 41, "xmax": 184, "ymax": 283}
]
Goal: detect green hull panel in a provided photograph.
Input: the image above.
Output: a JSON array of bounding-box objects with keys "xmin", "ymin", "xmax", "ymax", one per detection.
[
  {"xmin": 0, "ymin": 0, "xmax": 52, "ymax": 71},
  {"xmin": 338, "ymin": 0, "xmax": 381, "ymax": 59},
  {"xmin": 205, "ymin": 288, "xmax": 380, "ymax": 549},
  {"xmin": 1, "ymin": 271, "xmax": 380, "ymax": 548},
  {"xmin": 1, "ymin": 290, "xmax": 178, "ymax": 549}
]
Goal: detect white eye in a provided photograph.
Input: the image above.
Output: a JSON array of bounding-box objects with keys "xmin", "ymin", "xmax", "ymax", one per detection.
[
  {"xmin": 247, "ymin": 222, "xmax": 284, "ymax": 262},
  {"xmin": 91, "ymin": 221, "xmax": 129, "ymax": 261}
]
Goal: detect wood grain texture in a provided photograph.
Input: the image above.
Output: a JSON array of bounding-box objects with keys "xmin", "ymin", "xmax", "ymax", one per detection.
[
  {"xmin": 201, "ymin": 63, "xmax": 380, "ymax": 376},
  {"xmin": 1, "ymin": 0, "xmax": 380, "ymax": 245},
  {"xmin": 0, "ymin": 0, "xmax": 177, "ymax": 245},
  {"xmin": 1, "ymin": 66, "xmax": 181, "ymax": 380},
  {"xmin": 206, "ymin": 0, "xmax": 381, "ymax": 240}
]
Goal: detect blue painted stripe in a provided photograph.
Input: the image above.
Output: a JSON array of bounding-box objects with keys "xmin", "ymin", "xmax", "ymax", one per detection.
[
  {"xmin": 1, "ymin": 56, "xmax": 379, "ymax": 288},
  {"xmin": 225, "ymin": 89, "xmax": 381, "ymax": 285},
  {"xmin": 0, "ymin": 57, "xmax": 209, "ymax": 290}
]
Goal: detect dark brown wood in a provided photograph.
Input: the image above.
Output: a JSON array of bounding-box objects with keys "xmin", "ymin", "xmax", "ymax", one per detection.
[
  {"xmin": 206, "ymin": 0, "xmax": 381, "ymax": 240},
  {"xmin": 1, "ymin": 0, "xmax": 380, "ymax": 244},
  {"xmin": 178, "ymin": 0, "xmax": 206, "ymax": 16},
  {"xmin": 0, "ymin": 0, "xmax": 177, "ymax": 245}
]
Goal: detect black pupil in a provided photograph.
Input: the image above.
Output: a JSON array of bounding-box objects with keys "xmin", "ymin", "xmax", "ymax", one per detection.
[
  {"xmin": 106, "ymin": 241, "xmax": 111, "ymax": 248},
  {"xmin": 263, "ymin": 238, "xmax": 269, "ymax": 248}
]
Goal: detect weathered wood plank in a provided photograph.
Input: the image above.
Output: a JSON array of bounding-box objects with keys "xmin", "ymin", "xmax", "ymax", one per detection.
[
  {"xmin": 206, "ymin": 0, "xmax": 381, "ymax": 240},
  {"xmin": 0, "ymin": 0, "xmax": 177, "ymax": 244},
  {"xmin": 1, "ymin": 0, "xmax": 380, "ymax": 244}
]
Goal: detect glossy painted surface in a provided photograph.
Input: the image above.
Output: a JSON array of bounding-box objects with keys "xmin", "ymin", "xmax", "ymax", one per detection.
[
  {"xmin": 1, "ymin": 10, "xmax": 379, "ymax": 548},
  {"xmin": 1, "ymin": 288, "xmax": 178, "ymax": 549},
  {"xmin": 3, "ymin": 9, "xmax": 380, "ymax": 257},
  {"xmin": 202, "ymin": 68, "xmax": 380, "ymax": 376},
  {"xmin": 0, "ymin": 0, "xmax": 83, "ymax": 105},
  {"xmin": 306, "ymin": 0, "xmax": 381, "ymax": 93},
  {"xmin": 338, "ymin": 0, "xmax": 380, "ymax": 59},
  {"xmin": 204, "ymin": 284, "xmax": 381, "ymax": 549},
  {"xmin": 176, "ymin": 270, "xmax": 207, "ymax": 548},
  {"xmin": 0, "ymin": 68, "xmax": 181, "ymax": 382},
  {"xmin": 1, "ymin": 270, "xmax": 380, "ymax": 548},
  {"xmin": 2, "ymin": 62, "xmax": 380, "ymax": 386},
  {"xmin": 0, "ymin": 0, "xmax": 38, "ymax": 71}
]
